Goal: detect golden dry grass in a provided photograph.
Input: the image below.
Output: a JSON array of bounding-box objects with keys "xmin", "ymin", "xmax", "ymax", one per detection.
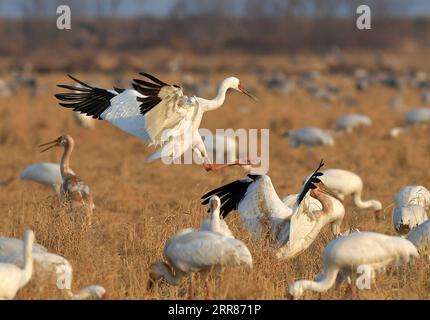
[{"xmin": 1, "ymin": 52, "xmax": 430, "ymax": 300}]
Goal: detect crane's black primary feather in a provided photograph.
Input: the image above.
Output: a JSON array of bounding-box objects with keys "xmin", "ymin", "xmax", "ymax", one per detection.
[
  {"xmin": 132, "ymin": 72, "xmax": 180, "ymax": 116},
  {"xmin": 295, "ymin": 160, "xmax": 325, "ymax": 206},
  {"xmin": 201, "ymin": 175, "xmax": 261, "ymax": 218},
  {"xmin": 55, "ymin": 75, "xmax": 119, "ymax": 120}
]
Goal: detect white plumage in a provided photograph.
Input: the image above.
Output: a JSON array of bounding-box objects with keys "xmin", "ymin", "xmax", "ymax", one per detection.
[
  {"xmin": 200, "ymin": 196, "xmax": 234, "ymax": 238},
  {"xmin": 335, "ymin": 113, "xmax": 372, "ymax": 133},
  {"xmin": 73, "ymin": 112, "xmax": 96, "ymax": 129},
  {"xmin": 56, "ymin": 73, "xmax": 256, "ymax": 171},
  {"xmin": 0, "ymin": 236, "xmax": 105, "ymax": 300},
  {"xmin": 407, "ymin": 220, "xmax": 430, "ymax": 257},
  {"xmin": 288, "ymin": 232, "xmax": 419, "ymax": 299},
  {"xmin": 305, "ymin": 169, "xmax": 382, "ymax": 212},
  {"xmin": 149, "ymin": 196, "xmax": 252, "ymax": 286},
  {"xmin": 287, "ymin": 128, "xmax": 334, "ymax": 148},
  {"xmin": 393, "ymin": 205, "xmax": 428, "ymax": 235},
  {"xmin": 20, "ymin": 163, "xmax": 69, "ymax": 194},
  {"xmin": 395, "ymin": 185, "xmax": 430, "ymax": 208},
  {"xmin": 405, "ymin": 108, "xmax": 430, "ymax": 126},
  {"xmin": 0, "ymin": 230, "xmax": 34, "ymax": 300}
]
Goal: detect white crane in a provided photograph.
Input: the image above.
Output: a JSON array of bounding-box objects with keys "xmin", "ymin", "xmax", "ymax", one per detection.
[
  {"xmin": 0, "ymin": 230, "xmax": 34, "ymax": 300},
  {"xmin": 287, "ymin": 128, "xmax": 334, "ymax": 148},
  {"xmin": 304, "ymin": 169, "xmax": 382, "ymax": 214},
  {"xmin": 393, "ymin": 205, "xmax": 428, "ymax": 235},
  {"xmin": 335, "ymin": 113, "xmax": 371, "ymax": 133},
  {"xmin": 0, "ymin": 236, "xmax": 105, "ymax": 300},
  {"xmin": 55, "ymin": 73, "xmax": 257, "ymax": 171},
  {"xmin": 39, "ymin": 134, "xmax": 94, "ymax": 222},
  {"xmin": 405, "ymin": 108, "xmax": 430, "ymax": 126},
  {"xmin": 407, "ymin": 220, "xmax": 430, "ymax": 258},
  {"xmin": 149, "ymin": 196, "xmax": 252, "ymax": 287},
  {"xmin": 393, "ymin": 186, "xmax": 430, "ymax": 234},
  {"xmin": 201, "ymin": 161, "xmax": 342, "ymax": 259},
  {"xmin": 288, "ymin": 232, "xmax": 419, "ymax": 299},
  {"xmin": 199, "ymin": 196, "xmax": 234, "ymax": 238},
  {"xmin": 395, "ymin": 185, "xmax": 430, "ymax": 208},
  {"xmin": 20, "ymin": 163, "xmax": 73, "ymax": 194}
]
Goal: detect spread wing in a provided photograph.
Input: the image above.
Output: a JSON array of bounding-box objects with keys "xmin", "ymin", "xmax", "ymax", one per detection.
[{"xmin": 55, "ymin": 73, "xmax": 197, "ymax": 147}]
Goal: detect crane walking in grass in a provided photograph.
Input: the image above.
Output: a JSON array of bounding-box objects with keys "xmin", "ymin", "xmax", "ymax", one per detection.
[{"xmin": 39, "ymin": 134, "xmax": 94, "ymax": 223}]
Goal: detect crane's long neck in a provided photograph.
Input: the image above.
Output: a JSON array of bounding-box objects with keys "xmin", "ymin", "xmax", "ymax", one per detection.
[
  {"xmin": 61, "ymin": 141, "xmax": 74, "ymax": 178},
  {"xmin": 152, "ymin": 262, "xmax": 184, "ymax": 285},
  {"xmin": 21, "ymin": 235, "xmax": 34, "ymax": 287},
  {"xmin": 295, "ymin": 265, "xmax": 339, "ymax": 295},
  {"xmin": 352, "ymin": 191, "xmax": 380, "ymax": 210},
  {"xmin": 201, "ymin": 80, "xmax": 230, "ymax": 112},
  {"xmin": 210, "ymin": 207, "xmax": 222, "ymax": 234},
  {"xmin": 311, "ymin": 190, "xmax": 333, "ymax": 216}
]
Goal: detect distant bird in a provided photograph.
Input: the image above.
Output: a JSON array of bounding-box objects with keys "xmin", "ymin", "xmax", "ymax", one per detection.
[
  {"xmin": 149, "ymin": 196, "xmax": 252, "ymax": 287},
  {"xmin": 55, "ymin": 73, "xmax": 257, "ymax": 172},
  {"xmin": 389, "ymin": 95, "xmax": 404, "ymax": 111},
  {"xmin": 405, "ymin": 108, "xmax": 430, "ymax": 126},
  {"xmin": 421, "ymin": 91, "xmax": 430, "ymax": 104},
  {"xmin": 199, "ymin": 196, "xmax": 234, "ymax": 238},
  {"xmin": 20, "ymin": 163, "xmax": 72, "ymax": 194},
  {"xmin": 0, "ymin": 230, "xmax": 34, "ymax": 300},
  {"xmin": 393, "ymin": 205, "xmax": 427, "ymax": 235},
  {"xmin": 287, "ymin": 128, "xmax": 334, "ymax": 148},
  {"xmin": 389, "ymin": 127, "xmax": 406, "ymax": 138},
  {"xmin": 39, "ymin": 135, "xmax": 94, "ymax": 221},
  {"xmin": 335, "ymin": 114, "xmax": 371, "ymax": 133},
  {"xmin": 288, "ymin": 232, "xmax": 418, "ymax": 299},
  {"xmin": 407, "ymin": 220, "xmax": 430, "ymax": 258},
  {"xmin": 304, "ymin": 169, "xmax": 382, "ymax": 214},
  {"xmin": 0, "ymin": 238, "xmax": 105, "ymax": 300},
  {"xmin": 265, "ymin": 72, "xmax": 294, "ymax": 95}
]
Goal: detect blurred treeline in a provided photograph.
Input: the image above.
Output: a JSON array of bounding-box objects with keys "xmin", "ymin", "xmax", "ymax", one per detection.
[{"xmin": 0, "ymin": 0, "xmax": 429, "ymax": 72}]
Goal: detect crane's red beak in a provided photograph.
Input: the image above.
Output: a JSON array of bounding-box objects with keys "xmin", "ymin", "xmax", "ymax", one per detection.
[{"xmin": 238, "ymin": 83, "xmax": 258, "ymax": 102}]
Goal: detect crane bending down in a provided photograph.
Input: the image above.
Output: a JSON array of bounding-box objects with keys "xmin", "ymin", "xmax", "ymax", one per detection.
[
  {"xmin": 0, "ymin": 230, "xmax": 34, "ymax": 300},
  {"xmin": 201, "ymin": 160, "xmax": 342, "ymax": 259},
  {"xmin": 393, "ymin": 186, "xmax": 430, "ymax": 235},
  {"xmin": 0, "ymin": 236, "xmax": 105, "ymax": 300},
  {"xmin": 55, "ymin": 73, "xmax": 257, "ymax": 172},
  {"xmin": 39, "ymin": 134, "xmax": 94, "ymax": 222},
  {"xmin": 288, "ymin": 232, "xmax": 418, "ymax": 299},
  {"xmin": 149, "ymin": 196, "xmax": 252, "ymax": 287},
  {"xmin": 304, "ymin": 169, "xmax": 382, "ymax": 214}
]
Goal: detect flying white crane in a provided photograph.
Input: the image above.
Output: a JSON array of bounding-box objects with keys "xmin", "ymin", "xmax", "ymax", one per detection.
[
  {"xmin": 201, "ymin": 161, "xmax": 343, "ymax": 259},
  {"xmin": 149, "ymin": 196, "xmax": 252, "ymax": 287},
  {"xmin": 39, "ymin": 134, "xmax": 94, "ymax": 222},
  {"xmin": 73, "ymin": 112, "xmax": 96, "ymax": 129},
  {"xmin": 200, "ymin": 196, "xmax": 234, "ymax": 238},
  {"xmin": 0, "ymin": 230, "xmax": 34, "ymax": 300},
  {"xmin": 304, "ymin": 169, "xmax": 382, "ymax": 214},
  {"xmin": 20, "ymin": 163, "xmax": 73, "ymax": 194},
  {"xmin": 0, "ymin": 236, "xmax": 106, "ymax": 300},
  {"xmin": 55, "ymin": 73, "xmax": 257, "ymax": 171},
  {"xmin": 335, "ymin": 114, "xmax": 372, "ymax": 133},
  {"xmin": 287, "ymin": 128, "xmax": 334, "ymax": 148},
  {"xmin": 288, "ymin": 232, "xmax": 419, "ymax": 299},
  {"xmin": 407, "ymin": 220, "xmax": 430, "ymax": 258}
]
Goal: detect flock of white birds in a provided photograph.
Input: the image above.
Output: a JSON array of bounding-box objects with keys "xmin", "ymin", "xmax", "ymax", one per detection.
[{"xmin": 2, "ymin": 70, "xmax": 430, "ymax": 300}]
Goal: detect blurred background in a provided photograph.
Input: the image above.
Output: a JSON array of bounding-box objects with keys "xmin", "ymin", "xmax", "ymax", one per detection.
[{"xmin": 0, "ymin": 0, "xmax": 429, "ymax": 74}]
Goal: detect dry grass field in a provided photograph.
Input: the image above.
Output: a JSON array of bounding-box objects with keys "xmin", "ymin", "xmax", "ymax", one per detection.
[{"xmin": 1, "ymin": 51, "xmax": 430, "ymax": 300}]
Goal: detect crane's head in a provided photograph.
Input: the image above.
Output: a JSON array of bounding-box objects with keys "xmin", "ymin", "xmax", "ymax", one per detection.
[
  {"xmin": 39, "ymin": 134, "xmax": 74, "ymax": 152},
  {"xmin": 226, "ymin": 77, "xmax": 258, "ymax": 102},
  {"xmin": 209, "ymin": 196, "xmax": 221, "ymax": 213}
]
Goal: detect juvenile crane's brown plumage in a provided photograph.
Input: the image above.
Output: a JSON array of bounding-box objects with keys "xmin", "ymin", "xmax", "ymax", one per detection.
[{"xmin": 39, "ymin": 134, "xmax": 94, "ymax": 222}]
